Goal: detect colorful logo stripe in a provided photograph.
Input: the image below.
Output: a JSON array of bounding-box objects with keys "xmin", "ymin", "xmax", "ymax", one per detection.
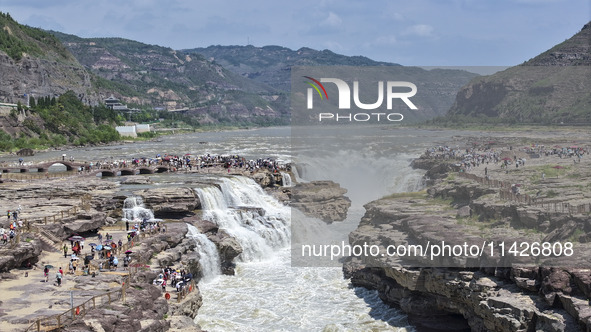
[{"xmin": 303, "ymin": 76, "xmax": 328, "ymax": 100}]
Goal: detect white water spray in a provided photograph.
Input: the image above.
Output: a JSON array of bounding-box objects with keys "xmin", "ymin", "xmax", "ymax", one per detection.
[
  {"xmin": 194, "ymin": 176, "xmax": 291, "ymax": 262},
  {"xmin": 187, "ymin": 224, "xmax": 222, "ymax": 280},
  {"xmin": 122, "ymin": 196, "xmax": 155, "ymax": 222},
  {"xmin": 280, "ymin": 172, "xmax": 292, "ymax": 187}
]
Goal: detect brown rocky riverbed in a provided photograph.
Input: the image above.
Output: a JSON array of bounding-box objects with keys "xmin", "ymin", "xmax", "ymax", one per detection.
[{"xmin": 0, "ymin": 164, "xmax": 352, "ymax": 331}]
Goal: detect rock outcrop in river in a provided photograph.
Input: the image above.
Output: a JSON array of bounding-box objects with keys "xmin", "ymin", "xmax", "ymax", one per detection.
[{"xmin": 291, "ymin": 180, "xmax": 351, "ymax": 223}]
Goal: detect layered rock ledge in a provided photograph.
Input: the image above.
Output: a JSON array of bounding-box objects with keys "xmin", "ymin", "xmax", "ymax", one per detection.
[
  {"xmin": 290, "ymin": 180, "xmax": 351, "ymax": 223},
  {"xmin": 345, "ymin": 143, "xmax": 591, "ymax": 332}
]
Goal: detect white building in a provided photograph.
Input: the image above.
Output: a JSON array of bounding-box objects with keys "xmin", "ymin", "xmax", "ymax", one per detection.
[
  {"xmin": 115, "ymin": 124, "xmax": 151, "ymax": 137},
  {"xmin": 135, "ymin": 124, "xmax": 151, "ymax": 133},
  {"xmin": 115, "ymin": 126, "xmax": 137, "ymax": 138}
]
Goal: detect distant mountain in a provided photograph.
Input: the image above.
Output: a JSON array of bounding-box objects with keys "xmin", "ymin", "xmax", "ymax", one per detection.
[
  {"xmin": 0, "ymin": 12, "xmax": 95, "ymax": 106},
  {"xmin": 189, "ymin": 45, "xmax": 481, "ymax": 122},
  {"xmin": 52, "ymin": 32, "xmax": 289, "ymax": 125},
  {"xmin": 0, "ymin": 11, "xmax": 482, "ymax": 129},
  {"xmin": 187, "ymin": 45, "xmax": 399, "ymax": 92},
  {"xmin": 446, "ymin": 22, "xmax": 591, "ymax": 125}
]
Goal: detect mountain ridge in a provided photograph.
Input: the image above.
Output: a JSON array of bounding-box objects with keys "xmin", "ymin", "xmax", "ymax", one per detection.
[
  {"xmin": 187, "ymin": 44, "xmax": 400, "ymax": 92},
  {"xmin": 444, "ymin": 22, "xmax": 591, "ymax": 125}
]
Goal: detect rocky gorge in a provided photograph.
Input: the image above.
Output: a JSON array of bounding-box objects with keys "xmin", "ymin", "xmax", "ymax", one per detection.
[{"xmin": 344, "ymin": 139, "xmax": 591, "ymax": 332}]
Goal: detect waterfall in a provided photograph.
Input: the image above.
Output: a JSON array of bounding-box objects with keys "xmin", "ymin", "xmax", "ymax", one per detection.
[
  {"xmin": 295, "ymin": 151, "xmax": 425, "ymax": 207},
  {"xmin": 187, "ymin": 224, "xmax": 221, "ymax": 280},
  {"xmin": 194, "ymin": 176, "xmax": 291, "ymax": 262},
  {"xmin": 122, "ymin": 196, "xmax": 155, "ymax": 222},
  {"xmin": 281, "ymin": 172, "xmax": 292, "ymax": 187}
]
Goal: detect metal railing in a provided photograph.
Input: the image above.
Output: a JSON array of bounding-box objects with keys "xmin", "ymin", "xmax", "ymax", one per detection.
[
  {"xmin": 26, "ymin": 277, "xmax": 129, "ymax": 332},
  {"xmin": 457, "ymin": 171, "xmax": 591, "ymax": 214}
]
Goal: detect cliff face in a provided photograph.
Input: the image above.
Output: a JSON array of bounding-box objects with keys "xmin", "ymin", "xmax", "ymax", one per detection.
[
  {"xmin": 446, "ymin": 22, "xmax": 591, "ymax": 124},
  {"xmin": 0, "ymin": 53, "xmax": 94, "ymax": 105},
  {"xmin": 525, "ymin": 22, "xmax": 591, "ymax": 66},
  {"xmin": 0, "ymin": 13, "xmax": 97, "ymax": 106},
  {"xmin": 344, "ymin": 153, "xmax": 591, "ymax": 331}
]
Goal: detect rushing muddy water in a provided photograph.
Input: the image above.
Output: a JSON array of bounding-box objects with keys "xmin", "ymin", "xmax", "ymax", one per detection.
[{"xmin": 3, "ymin": 126, "xmax": 472, "ymax": 331}]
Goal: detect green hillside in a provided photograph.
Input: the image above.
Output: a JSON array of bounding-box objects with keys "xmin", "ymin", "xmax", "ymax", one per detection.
[
  {"xmin": 0, "ymin": 12, "xmax": 72, "ymax": 61},
  {"xmin": 52, "ymin": 32, "xmax": 290, "ymax": 126},
  {"xmin": 441, "ymin": 22, "xmax": 591, "ymax": 126}
]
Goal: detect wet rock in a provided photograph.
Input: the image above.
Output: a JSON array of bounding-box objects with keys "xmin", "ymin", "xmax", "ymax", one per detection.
[
  {"xmin": 134, "ymin": 187, "xmax": 200, "ymax": 218},
  {"xmin": 290, "ymin": 181, "xmax": 351, "ymax": 223}
]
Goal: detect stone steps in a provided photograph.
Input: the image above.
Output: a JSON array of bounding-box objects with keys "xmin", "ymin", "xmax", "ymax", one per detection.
[{"xmin": 35, "ymin": 229, "xmax": 62, "ymax": 252}]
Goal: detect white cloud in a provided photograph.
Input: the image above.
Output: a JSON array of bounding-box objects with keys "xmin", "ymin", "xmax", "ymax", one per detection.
[
  {"xmin": 402, "ymin": 24, "xmax": 434, "ymax": 37},
  {"xmin": 320, "ymin": 12, "xmax": 343, "ymax": 27},
  {"xmin": 374, "ymin": 35, "xmax": 398, "ymax": 45}
]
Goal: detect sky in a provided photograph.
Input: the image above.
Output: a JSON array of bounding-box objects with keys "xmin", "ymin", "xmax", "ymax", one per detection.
[{"xmin": 1, "ymin": 0, "xmax": 589, "ymax": 66}]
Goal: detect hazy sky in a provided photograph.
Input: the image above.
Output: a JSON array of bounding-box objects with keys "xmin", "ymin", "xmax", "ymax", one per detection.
[{"xmin": 2, "ymin": 0, "xmax": 589, "ymax": 66}]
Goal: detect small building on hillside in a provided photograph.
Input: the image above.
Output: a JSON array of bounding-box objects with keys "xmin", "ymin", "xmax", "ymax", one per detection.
[
  {"xmin": 115, "ymin": 124, "xmax": 151, "ymax": 137},
  {"xmin": 105, "ymin": 95, "xmax": 129, "ymax": 111},
  {"xmin": 135, "ymin": 124, "xmax": 151, "ymax": 133},
  {"xmin": 116, "ymin": 126, "xmax": 137, "ymax": 138}
]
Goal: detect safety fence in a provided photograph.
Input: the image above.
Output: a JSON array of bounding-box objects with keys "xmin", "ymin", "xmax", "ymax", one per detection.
[
  {"xmin": 457, "ymin": 171, "xmax": 591, "ymax": 214},
  {"xmin": 25, "ymin": 276, "xmax": 129, "ymax": 332},
  {"xmin": 25, "ymin": 240, "xmax": 154, "ymax": 332},
  {"xmin": 24, "ymin": 231, "xmax": 196, "ymax": 332},
  {"xmin": 0, "ymin": 172, "xmax": 75, "ymax": 181}
]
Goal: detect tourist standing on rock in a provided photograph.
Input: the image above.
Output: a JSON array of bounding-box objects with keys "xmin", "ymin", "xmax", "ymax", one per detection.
[
  {"xmin": 63, "ymin": 244, "xmax": 68, "ymax": 258},
  {"xmin": 126, "ymin": 220, "xmax": 129, "ymax": 231},
  {"xmin": 43, "ymin": 266, "xmax": 49, "ymax": 282}
]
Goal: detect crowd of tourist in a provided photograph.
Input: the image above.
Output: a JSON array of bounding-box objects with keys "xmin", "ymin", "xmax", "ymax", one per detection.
[{"xmin": 425, "ymin": 143, "xmax": 587, "ymax": 174}]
